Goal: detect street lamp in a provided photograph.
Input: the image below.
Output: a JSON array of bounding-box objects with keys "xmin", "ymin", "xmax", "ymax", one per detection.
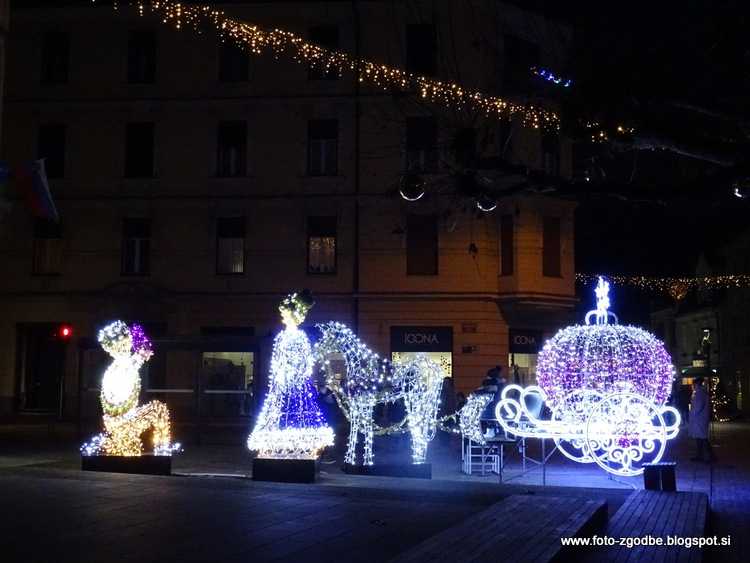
[{"xmin": 702, "ymin": 327, "xmax": 716, "ymax": 436}]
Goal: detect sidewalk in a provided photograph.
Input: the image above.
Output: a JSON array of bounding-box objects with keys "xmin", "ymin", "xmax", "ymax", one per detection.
[{"xmin": 0, "ymin": 419, "xmax": 747, "ymax": 561}]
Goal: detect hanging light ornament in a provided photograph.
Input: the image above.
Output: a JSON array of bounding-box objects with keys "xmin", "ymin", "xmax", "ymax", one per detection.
[{"xmin": 397, "ymin": 173, "xmax": 426, "ymax": 201}]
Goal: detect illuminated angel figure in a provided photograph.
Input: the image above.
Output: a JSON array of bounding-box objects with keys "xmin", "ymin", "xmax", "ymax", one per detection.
[
  {"xmin": 248, "ymin": 291, "xmax": 334, "ymax": 459},
  {"xmin": 82, "ymin": 321, "xmax": 177, "ymax": 457}
]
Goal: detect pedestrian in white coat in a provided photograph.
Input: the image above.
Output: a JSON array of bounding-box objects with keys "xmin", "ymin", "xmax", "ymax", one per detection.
[{"xmin": 688, "ymin": 377, "xmax": 717, "ymax": 463}]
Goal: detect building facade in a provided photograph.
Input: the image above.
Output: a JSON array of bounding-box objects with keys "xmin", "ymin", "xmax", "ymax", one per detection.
[{"xmin": 0, "ymin": 1, "xmax": 576, "ymax": 440}]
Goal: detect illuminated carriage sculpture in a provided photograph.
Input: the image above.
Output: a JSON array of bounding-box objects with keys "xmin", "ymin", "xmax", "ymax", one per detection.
[{"xmin": 492, "ymin": 278, "xmax": 681, "ymax": 477}]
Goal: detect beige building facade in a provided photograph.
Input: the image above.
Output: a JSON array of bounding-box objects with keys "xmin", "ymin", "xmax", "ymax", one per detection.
[{"xmin": 0, "ymin": 1, "xmax": 576, "ymax": 439}]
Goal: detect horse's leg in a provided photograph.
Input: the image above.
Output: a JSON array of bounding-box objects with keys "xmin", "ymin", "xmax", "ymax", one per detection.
[
  {"xmin": 344, "ymin": 400, "xmax": 361, "ymax": 465},
  {"xmin": 362, "ymin": 402, "xmax": 376, "ymax": 466}
]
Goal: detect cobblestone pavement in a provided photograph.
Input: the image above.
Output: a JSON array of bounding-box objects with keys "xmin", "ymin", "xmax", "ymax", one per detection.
[{"xmin": 0, "ymin": 419, "xmax": 747, "ymax": 561}]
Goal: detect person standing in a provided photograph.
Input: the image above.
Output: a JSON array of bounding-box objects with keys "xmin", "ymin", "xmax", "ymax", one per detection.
[
  {"xmin": 688, "ymin": 377, "xmax": 717, "ymax": 463},
  {"xmin": 476, "ymin": 366, "xmax": 505, "ymax": 435}
]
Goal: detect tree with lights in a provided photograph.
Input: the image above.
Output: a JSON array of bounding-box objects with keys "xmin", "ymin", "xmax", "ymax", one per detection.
[{"xmin": 248, "ymin": 291, "xmax": 334, "ymax": 459}]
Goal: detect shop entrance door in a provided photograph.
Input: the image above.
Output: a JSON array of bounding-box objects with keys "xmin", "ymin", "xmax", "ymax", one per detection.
[{"xmin": 17, "ymin": 323, "xmax": 69, "ymax": 414}]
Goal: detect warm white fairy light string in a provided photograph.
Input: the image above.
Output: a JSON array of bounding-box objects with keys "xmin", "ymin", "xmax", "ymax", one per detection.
[
  {"xmin": 82, "ymin": 321, "xmax": 179, "ymax": 456},
  {"xmin": 577, "ymin": 273, "xmax": 750, "ymax": 299},
  {"xmin": 247, "ymin": 292, "xmax": 334, "ymax": 460},
  {"xmin": 314, "ymin": 321, "xmax": 443, "ymax": 465},
  {"xmin": 93, "ymin": 0, "xmax": 559, "ymax": 127}
]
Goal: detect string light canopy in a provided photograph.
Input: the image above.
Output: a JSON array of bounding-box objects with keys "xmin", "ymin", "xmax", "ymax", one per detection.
[
  {"xmin": 82, "ymin": 321, "xmax": 179, "ymax": 457},
  {"xmin": 93, "ymin": 0, "xmax": 559, "ymax": 127}
]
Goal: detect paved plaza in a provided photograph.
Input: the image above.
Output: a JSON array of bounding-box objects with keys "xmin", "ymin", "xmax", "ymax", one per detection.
[{"xmin": 0, "ymin": 419, "xmax": 748, "ymax": 562}]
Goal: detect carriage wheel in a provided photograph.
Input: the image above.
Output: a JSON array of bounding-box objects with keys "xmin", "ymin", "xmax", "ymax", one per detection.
[
  {"xmin": 585, "ymin": 393, "xmax": 667, "ymax": 476},
  {"xmin": 551, "ymin": 389, "xmax": 604, "ymax": 464}
]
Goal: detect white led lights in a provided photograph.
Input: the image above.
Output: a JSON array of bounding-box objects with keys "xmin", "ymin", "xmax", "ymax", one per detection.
[
  {"xmin": 248, "ymin": 293, "xmax": 334, "ymax": 460},
  {"xmin": 314, "ymin": 322, "xmax": 443, "ymax": 465}
]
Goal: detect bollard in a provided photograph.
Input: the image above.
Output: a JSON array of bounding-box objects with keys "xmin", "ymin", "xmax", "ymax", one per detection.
[{"xmin": 643, "ymin": 462, "xmax": 677, "ymax": 491}]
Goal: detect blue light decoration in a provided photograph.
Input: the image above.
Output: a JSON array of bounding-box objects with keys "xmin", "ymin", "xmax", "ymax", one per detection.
[
  {"xmin": 482, "ymin": 277, "xmax": 680, "ymax": 476},
  {"xmin": 531, "ymin": 67, "xmax": 572, "ymax": 87},
  {"xmin": 247, "ymin": 292, "xmax": 334, "ymax": 459}
]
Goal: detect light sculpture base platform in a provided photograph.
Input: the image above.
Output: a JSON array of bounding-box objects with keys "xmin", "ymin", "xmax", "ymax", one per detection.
[
  {"xmin": 252, "ymin": 457, "xmax": 319, "ymax": 484},
  {"xmin": 81, "ymin": 454, "xmax": 172, "ymax": 476},
  {"xmin": 342, "ymin": 462, "xmax": 432, "ymax": 479}
]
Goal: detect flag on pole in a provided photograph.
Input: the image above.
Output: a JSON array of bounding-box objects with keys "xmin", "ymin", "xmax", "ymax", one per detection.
[{"xmin": 11, "ymin": 159, "xmax": 59, "ymax": 222}]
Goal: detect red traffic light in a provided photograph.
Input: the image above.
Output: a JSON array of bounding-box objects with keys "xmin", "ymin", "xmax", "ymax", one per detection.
[{"xmin": 59, "ymin": 326, "xmax": 72, "ymax": 338}]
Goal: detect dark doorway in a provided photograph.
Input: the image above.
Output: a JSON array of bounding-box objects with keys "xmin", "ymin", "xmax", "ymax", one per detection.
[{"xmin": 16, "ymin": 323, "xmax": 69, "ymax": 414}]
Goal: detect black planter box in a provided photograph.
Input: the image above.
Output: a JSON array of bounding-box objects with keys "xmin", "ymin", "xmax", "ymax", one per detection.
[
  {"xmin": 252, "ymin": 457, "xmax": 319, "ymax": 484},
  {"xmin": 81, "ymin": 455, "xmax": 172, "ymax": 476},
  {"xmin": 342, "ymin": 462, "xmax": 432, "ymax": 479}
]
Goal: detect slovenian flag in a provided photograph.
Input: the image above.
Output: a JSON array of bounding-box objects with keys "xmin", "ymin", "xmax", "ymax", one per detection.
[{"xmin": 11, "ymin": 159, "xmax": 59, "ymax": 222}]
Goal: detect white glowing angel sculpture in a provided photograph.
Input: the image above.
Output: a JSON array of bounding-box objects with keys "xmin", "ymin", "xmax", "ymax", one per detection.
[
  {"xmin": 82, "ymin": 321, "xmax": 178, "ymax": 457},
  {"xmin": 462, "ymin": 277, "xmax": 681, "ymax": 477},
  {"xmin": 248, "ymin": 291, "xmax": 334, "ymax": 459}
]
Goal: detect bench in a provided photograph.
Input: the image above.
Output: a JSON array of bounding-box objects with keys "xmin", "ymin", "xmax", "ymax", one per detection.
[
  {"xmin": 389, "ymin": 494, "xmax": 607, "ymax": 562},
  {"xmin": 581, "ymin": 490, "xmax": 709, "ymax": 562}
]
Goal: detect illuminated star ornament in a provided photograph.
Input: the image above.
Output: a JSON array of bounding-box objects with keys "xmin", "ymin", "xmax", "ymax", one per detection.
[
  {"xmin": 248, "ymin": 291, "xmax": 334, "ymax": 459},
  {"xmin": 492, "ymin": 277, "xmax": 681, "ymax": 476},
  {"xmin": 82, "ymin": 321, "xmax": 179, "ymax": 457}
]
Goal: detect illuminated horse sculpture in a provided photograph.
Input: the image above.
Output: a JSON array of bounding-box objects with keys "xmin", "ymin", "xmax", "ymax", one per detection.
[
  {"xmin": 82, "ymin": 321, "xmax": 178, "ymax": 457},
  {"xmin": 314, "ymin": 321, "xmax": 444, "ymax": 465}
]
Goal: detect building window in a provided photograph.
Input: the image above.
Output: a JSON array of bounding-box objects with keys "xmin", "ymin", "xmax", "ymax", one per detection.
[
  {"xmin": 500, "ymin": 214, "xmax": 514, "ymax": 276},
  {"xmin": 406, "ymin": 117, "xmax": 438, "ymax": 173},
  {"xmin": 308, "ymin": 119, "xmax": 338, "ymax": 176},
  {"xmin": 40, "ymin": 32, "xmax": 69, "ymax": 84},
  {"xmin": 541, "ymin": 128, "xmax": 559, "ymax": 176},
  {"xmin": 33, "ymin": 219, "xmax": 62, "ymax": 275},
  {"xmin": 498, "ymin": 118, "xmax": 513, "ymax": 163},
  {"xmin": 216, "ymin": 121, "xmax": 247, "ymax": 177},
  {"xmin": 216, "ymin": 217, "xmax": 245, "ymax": 274},
  {"xmin": 542, "ymin": 216, "xmax": 561, "ymax": 277},
  {"xmin": 218, "ymin": 39, "xmax": 249, "ymax": 81},
  {"xmin": 503, "ymin": 34, "xmax": 538, "ymax": 93},
  {"xmin": 122, "ymin": 218, "xmax": 151, "ymax": 276},
  {"xmin": 307, "ymin": 216, "xmax": 337, "ymax": 274},
  {"xmin": 124, "ymin": 122, "xmax": 154, "ymax": 178},
  {"xmin": 308, "ymin": 26, "xmax": 339, "ymax": 80},
  {"xmin": 406, "ymin": 214, "xmax": 438, "ymax": 275},
  {"xmin": 406, "ymin": 23, "xmax": 437, "ymax": 76},
  {"xmin": 37, "ymin": 124, "xmax": 66, "ymax": 179},
  {"xmin": 127, "ymin": 30, "xmax": 157, "ymax": 83}
]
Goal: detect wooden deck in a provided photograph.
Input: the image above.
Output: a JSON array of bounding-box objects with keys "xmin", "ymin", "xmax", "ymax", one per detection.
[
  {"xmin": 581, "ymin": 490, "xmax": 709, "ymax": 562},
  {"xmin": 389, "ymin": 494, "xmax": 608, "ymax": 563}
]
